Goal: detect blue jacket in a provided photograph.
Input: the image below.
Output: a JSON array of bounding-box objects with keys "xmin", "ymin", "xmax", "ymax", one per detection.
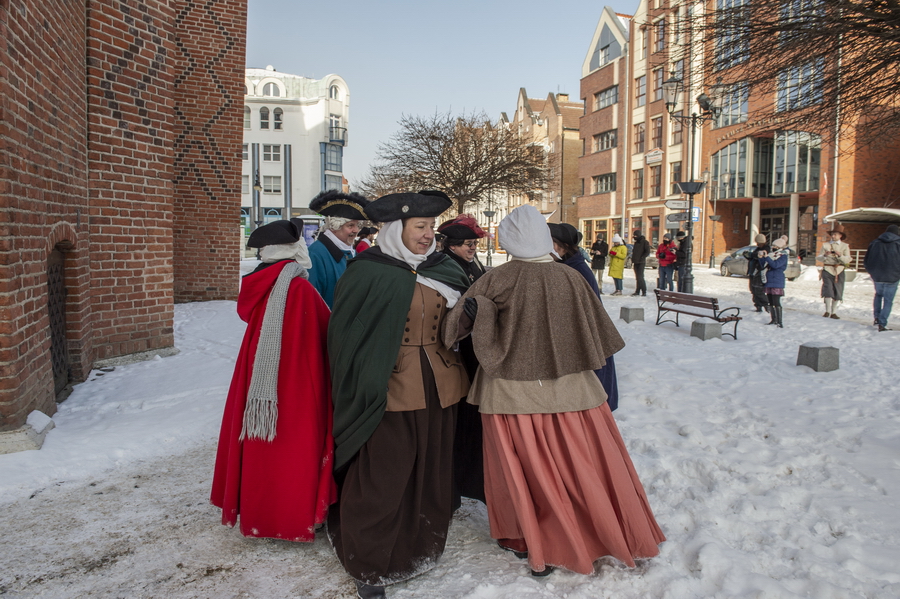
[
  {"xmin": 864, "ymin": 231, "xmax": 900, "ymax": 283},
  {"xmin": 308, "ymin": 234, "xmax": 351, "ymax": 308},
  {"xmin": 759, "ymin": 252, "xmax": 788, "ymax": 289}
]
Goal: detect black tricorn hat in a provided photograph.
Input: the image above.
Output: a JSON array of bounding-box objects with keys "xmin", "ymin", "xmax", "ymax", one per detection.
[
  {"xmin": 247, "ymin": 220, "xmax": 300, "ymax": 248},
  {"xmin": 548, "ymin": 222, "xmax": 582, "ymax": 247},
  {"xmin": 309, "ymin": 190, "xmax": 369, "ymax": 220},
  {"xmin": 365, "ymin": 189, "xmax": 453, "ymax": 223}
]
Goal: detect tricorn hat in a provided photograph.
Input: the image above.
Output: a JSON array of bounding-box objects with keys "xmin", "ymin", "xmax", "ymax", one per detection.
[
  {"xmin": 438, "ymin": 214, "xmax": 486, "ymax": 240},
  {"xmin": 309, "ymin": 190, "xmax": 369, "ymax": 220},
  {"xmin": 827, "ymin": 223, "xmax": 847, "ymax": 240},
  {"xmin": 365, "ymin": 189, "xmax": 452, "ymax": 223},
  {"xmin": 247, "ymin": 220, "xmax": 300, "ymax": 248},
  {"xmin": 547, "ymin": 222, "xmax": 582, "ymax": 247}
]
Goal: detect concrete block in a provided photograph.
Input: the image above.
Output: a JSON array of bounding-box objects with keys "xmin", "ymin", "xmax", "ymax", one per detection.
[
  {"xmin": 620, "ymin": 306, "xmax": 644, "ymax": 323},
  {"xmin": 0, "ymin": 410, "xmax": 55, "ymax": 455},
  {"xmin": 690, "ymin": 318, "xmax": 722, "ymax": 341},
  {"xmin": 797, "ymin": 342, "xmax": 839, "ymax": 372}
]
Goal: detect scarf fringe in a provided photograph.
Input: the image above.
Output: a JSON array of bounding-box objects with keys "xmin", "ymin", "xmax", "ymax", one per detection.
[{"xmin": 240, "ymin": 396, "xmax": 279, "ymax": 442}]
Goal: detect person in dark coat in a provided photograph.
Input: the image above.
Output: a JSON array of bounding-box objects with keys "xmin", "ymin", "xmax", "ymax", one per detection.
[
  {"xmin": 590, "ymin": 233, "xmax": 609, "ymax": 292},
  {"xmin": 630, "ymin": 230, "xmax": 651, "ymax": 296},
  {"xmin": 438, "ymin": 214, "xmax": 487, "ymax": 285},
  {"xmin": 864, "ymin": 224, "xmax": 900, "ymax": 332},
  {"xmin": 549, "ymin": 223, "xmax": 620, "ymax": 411},
  {"xmin": 758, "ymin": 237, "xmax": 789, "ymax": 327},
  {"xmin": 307, "ymin": 191, "xmax": 370, "ymax": 308},
  {"xmin": 675, "ymin": 231, "xmax": 692, "ymax": 292},
  {"xmin": 747, "ymin": 234, "xmax": 770, "ymax": 312}
]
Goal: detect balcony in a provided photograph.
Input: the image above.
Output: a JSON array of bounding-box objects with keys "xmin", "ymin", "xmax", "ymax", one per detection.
[{"xmin": 329, "ymin": 126, "xmax": 347, "ymax": 145}]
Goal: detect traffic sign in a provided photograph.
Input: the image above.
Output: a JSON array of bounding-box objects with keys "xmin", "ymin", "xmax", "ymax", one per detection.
[
  {"xmin": 667, "ymin": 212, "xmax": 689, "ymax": 222},
  {"xmin": 692, "ymin": 207, "xmax": 701, "ymax": 222},
  {"xmin": 665, "ymin": 199, "xmax": 689, "ymax": 210}
]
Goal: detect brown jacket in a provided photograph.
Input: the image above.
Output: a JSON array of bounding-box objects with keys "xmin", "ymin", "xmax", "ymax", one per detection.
[
  {"xmin": 386, "ymin": 283, "xmax": 469, "ymax": 411},
  {"xmin": 442, "ymin": 260, "xmax": 625, "ymax": 381}
]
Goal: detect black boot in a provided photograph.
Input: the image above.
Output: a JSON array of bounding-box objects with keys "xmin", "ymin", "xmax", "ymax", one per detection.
[
  {"xmin": 774, "ymin": 306, "xmax": 783, "ymax": 328},
  {"xmin": 356, "ymin": 581, "xmax": 386, "ymax": 599},
  {"xmin": 766, "ymin": 307, "xmax": 777, "ymax": 325}
]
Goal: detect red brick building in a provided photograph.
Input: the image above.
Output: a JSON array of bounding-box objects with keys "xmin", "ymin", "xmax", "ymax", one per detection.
[{"xmin": 0, "ymin": 0, "xmax": 247, "ymax": 436}]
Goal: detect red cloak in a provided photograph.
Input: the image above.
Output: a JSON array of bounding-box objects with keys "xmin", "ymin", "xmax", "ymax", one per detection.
[{"xmin": 211, "ymin": 260, "xmax": 336, "ymax": 542}]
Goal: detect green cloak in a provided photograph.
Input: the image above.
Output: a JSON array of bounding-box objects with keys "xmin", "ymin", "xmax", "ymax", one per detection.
[{"xmin": 328, "ymin": 248, "xmax": 470, "ymax": 470}]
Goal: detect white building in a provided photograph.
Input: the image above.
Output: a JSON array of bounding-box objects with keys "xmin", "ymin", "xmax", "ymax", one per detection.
[{"xmin": 242, "ymin": 66, "xmax": 349, "ymax": 231}]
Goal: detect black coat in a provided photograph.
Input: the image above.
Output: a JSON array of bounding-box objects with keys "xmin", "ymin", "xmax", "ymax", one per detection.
[
  {"xmin": 865, "ymin": 231, "xmax": 900, "ymax": 283},
  {"xmin": 442, "ymin": 249, "xmax": 486, "ymax": 286},
  {"xmin": 675, "ymin": 236, "xmax": 692, "ymax": 266},
  {"xmin": 631, "ymin": 236, "xmax": 651, "ymax": 265},
  {"xmin": 747, "ymin": 244, "xmax": 770, "ymax": 278},
  {"xmin": 590, "ymin": 240, "xmax": 609, "ymax": 270}
]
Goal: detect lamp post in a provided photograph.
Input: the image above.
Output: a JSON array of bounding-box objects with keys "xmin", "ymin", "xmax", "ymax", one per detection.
[
  {"xmin": 663, "ymin": 73, "xmax": 721, "ymax": 294},
  {"xmin": 483, "ymin": 209, "xmax": 496, "ymax": 267},
  {"xmin": 709, "ymin": 170, "xmax": 729, "ymax": 268},
  {"xmin": 253, "ymin": 171, "xmax": 263, "ymax": 229}
]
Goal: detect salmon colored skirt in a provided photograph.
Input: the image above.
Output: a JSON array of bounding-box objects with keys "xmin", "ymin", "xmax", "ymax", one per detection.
[{"xmin": 482, "ymin": 403, "xmax": 665, "ymax": 574}]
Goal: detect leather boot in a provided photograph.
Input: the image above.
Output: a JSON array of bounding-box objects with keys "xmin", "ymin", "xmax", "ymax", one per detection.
[
  {"xmin": 775, "ymin": 306, "xmax": 784, "ymax": 328},
  {"xmin": 766, "ymin": 307, "xmax": 777, "ymax": 325}
]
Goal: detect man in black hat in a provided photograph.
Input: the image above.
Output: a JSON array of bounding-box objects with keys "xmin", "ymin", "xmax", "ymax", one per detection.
[
  {"xmin": 630, "ymin": 229, "xmax": 651, "ymax": 296},
  {"xmin": 307, "ymin": 190, "xmax": 370, "ymax": 308},
  {"xmin": 675, "ymin": 231, "xmax": 691, "ymax": 292}
]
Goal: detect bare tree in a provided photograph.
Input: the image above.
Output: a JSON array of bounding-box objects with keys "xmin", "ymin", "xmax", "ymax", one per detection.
[
  {"xmin": 360, "ymin": 111, "xmax": 548, "ymax": 215},
  {"xmin": 672, "ymin": 0, "xmax": 900, "ymax": 147}
]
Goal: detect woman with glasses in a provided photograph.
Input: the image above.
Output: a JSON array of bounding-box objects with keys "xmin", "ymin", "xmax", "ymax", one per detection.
[{"xmin": 438, "ymin": 215, "xmax": 487, "ymax": 285}]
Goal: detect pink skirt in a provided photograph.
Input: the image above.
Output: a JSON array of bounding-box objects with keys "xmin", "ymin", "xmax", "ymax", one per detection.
[{"xmin": 482, "ymin": 403, "xmax": 665, "ymax": 574}]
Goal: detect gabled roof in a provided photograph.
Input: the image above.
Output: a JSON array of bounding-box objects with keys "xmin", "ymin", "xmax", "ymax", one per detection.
[{"xmin": 582, "ymin": 6, "xmax": 630, "ymax": 78}]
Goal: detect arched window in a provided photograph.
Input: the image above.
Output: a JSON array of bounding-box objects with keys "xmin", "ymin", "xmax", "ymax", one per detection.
[
  {"xmin": 329, "ymin": 85, "xmax": 340, "ymax": 100},
  {"xmin": 273, "ymin": 107, "xmax": 283, "ymax": 131},
  {"xmin": 245, "ymin": 84, "xmax": 251, "ymax": 96},
  {"xmin": 243, "ymin": 106, "xmax": 251, "ymax": 129},
  {"xmin": 259, "ymin": 106, "xmax": 270, "ymax": 130},
  {"xmin": 263, "ymin": 82, "xmax": 281, "ymax": 97}
]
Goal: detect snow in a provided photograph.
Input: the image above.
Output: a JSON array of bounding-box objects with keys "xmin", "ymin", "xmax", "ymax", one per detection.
[{"xmin": 2, "ymin": 260, "xmax": 899, "ymax": 598}]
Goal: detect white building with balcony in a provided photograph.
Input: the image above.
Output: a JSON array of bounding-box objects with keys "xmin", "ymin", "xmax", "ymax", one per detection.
[{"xmin": 242, "ymin": 66, "xmax": 349, "ymax": 232}]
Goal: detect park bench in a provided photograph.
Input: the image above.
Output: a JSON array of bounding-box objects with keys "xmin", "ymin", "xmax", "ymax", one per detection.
[{"xmin": 653, "ymin": 289, "xmax": 742, "ymax": 339}]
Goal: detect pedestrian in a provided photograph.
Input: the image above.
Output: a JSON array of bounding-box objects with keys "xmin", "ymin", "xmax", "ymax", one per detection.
[
  {"xmin": 864, "ymin": 224, "xmax": 900, "ymax": 332},
  {"xmin": 758, "ymin": 237, "xmax": 789, "ymax": 328},
  {"xmin": 443, "ymin": 205, "xmax": 665, "ymax": 578},
  {"xmin": 307, "ymin": 190, "xmax": 370, "ymax": 308},
  {"xmin": 354, "ymin": 227, "xmax": 377, "ymax": 253},
  {"xmin": 548, "ymin": 222, "xmax": 621, "ymax": 411},
  {"xmin": 675, "ymin": 231, "xmax": 692, "ymax": 292},
  {"xmin": 438, "ymin": 214, "xmax": 487, "ymax": 285},
  {"xmin": 326, "ymin": 190, "xmax": 472, "ymax": 599},
  {"xmin": 211, "ymin": 220, "xmax": 336, "ymax": 542},
  {"xmin": 656, "ymin": 233, "xmax": 677, "ymax": 291},
  {"xmin": 608, "ymin": 234, "xmax": 627, "ymax": 295},
  {"xmin": 590, "ymin": 233, "xmax": 609, "ymax": 292},
  {"xmin": 817, "ymin": 224, "xmax": 851, "ymax": 319},
  {"xmin": 747, "ymin": 234, "xmax": 770, "ymax": 312},
  {"xmin": 631, "ymin": 229, "xmax": 651, "ymax": 296}
]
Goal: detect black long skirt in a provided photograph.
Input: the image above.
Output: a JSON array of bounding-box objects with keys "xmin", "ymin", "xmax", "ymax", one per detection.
[{"xmin": 327, "ymin": 348, "xmax": 457, "ymax": 586}]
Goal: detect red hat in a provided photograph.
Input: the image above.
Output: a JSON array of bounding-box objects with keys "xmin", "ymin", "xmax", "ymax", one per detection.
[{"xmin": 437, "ymin": 214, "xmax": 486, "ymax": 240}]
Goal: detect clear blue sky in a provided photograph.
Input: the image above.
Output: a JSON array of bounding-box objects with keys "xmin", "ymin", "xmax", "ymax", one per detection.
[{"xmin": 246, "ymin": 0, "xmax": 636, "ymax": 189}]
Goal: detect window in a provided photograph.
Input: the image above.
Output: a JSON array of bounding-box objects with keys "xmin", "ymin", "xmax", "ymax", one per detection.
[
  {"xmin": 673, "ymin": 59, "xmax": 685, "ymax": 81},
  {"xmin": 671, "ymin": 111, "xmax": 683, "ymax": 144},
  {"xmin": 650, "ymin": 165, "xmax": 662, "ymax": 197},
  {"xmin": 711, "ymin": 138, "xmax": 749, "ymax": 198},
  {"xmin": 325, "ymin": 174, "xmax": 342, "ymax": 191},
  {"xmin": 654, "ymin": 19, "xmax": 666, "ymax": 53},
  {"xmin": 670, "ymin": 161, "xmax": 682, "ymax": 194},
  {"xmin": 592, "ymin": 173, "xmax": 616, "ymax": 194},
  {"xmin": 325, "ymin": 144, "xmax": 342, "ymax": 171},
  {"xmin": 262, "ymin": 82, "xmax": 281, "ymax": 97},
  {"xmin": 593, "ymin": 86, "xmax": 618, "ymax": 110},
  {"xmin": 589, "ymin": 24, "xmax": 623, "ymax": 70},
  {"xmin": 273, "ymin": 107, "xmax": 283, "ymax": 131},
  {"xmin": 329, "ymin": 85, "xmax": 341, "ymax": 100},
  {"xmin": 641, "ymin": 28, "xmax": 648, "ymax": 59},
  {"xmin": 259, "ymin": 106, "xmax": 269, "ymax": 129},
  {"xmin": 653, "ymin": 68, "xmax": 664, "ymax": 102},
  {"xmin": 262, "ymin": 175, "xmax": 282, "ymax": 193},
  {"xmin": 592, "ymin": 130, "xmax": 617, "ymax": 152},
  {"xmin": 635, "ymin": 76, "xmax": 646, "ymax": 107},
  {"xmin": 241, "ymin": 144, "xmax": 248, "ymax": 160},
  {"xmin": 651, "ymin": 118, "xmax": 663, "ymax": 149},
  {"xmin": 245, "ymin": 84, "xmax": 251, "ymax": 96},
  {"xmin": 634, "ymin": 122, "xmax": 645, "ymax": 154},
  {"xmin": 243, "ymin": 106, "xmax": 251, "ymax": 130},
  {"xmin": 713, "ymin": 83, "xmax": 749, "ymax": 128},
  {"xmin": 633, "ymin": 169, "xmax": 644, "ymax": 199},
  {"xmin": 715, "ymin": 0, "xmax": 749, "ymax": 70},
  {"xmin": 263, "ymin": 144, "xmax": 281, "ymax": 161},
  {"xmin": 330, "ymin": 114, "xmax": 344, "ymax": 142},
  {"xmin": 776, "ymin": 59, "xmax": 824, "ymax": 112},
  {"xmin": 241, "ymin": 175, "xmax": 249, "ymax": 194}
]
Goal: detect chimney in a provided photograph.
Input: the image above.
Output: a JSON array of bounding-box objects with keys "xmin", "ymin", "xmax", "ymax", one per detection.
[{"xmin": 557, "ymin": 93, "xmax": 569, "ymax": 102}]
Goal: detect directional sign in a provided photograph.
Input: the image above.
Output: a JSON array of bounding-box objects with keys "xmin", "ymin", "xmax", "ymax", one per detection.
[
  {"xmin": 665, "ymin": 199, "xmax": 689, "ymax": 210},
  {"xmin": 692, "ymin": 207, "xmax": 701, "ymax": 222},
  {"xmin": 667, "ymin": 212, "xmax": 690, "ymax": 222}
]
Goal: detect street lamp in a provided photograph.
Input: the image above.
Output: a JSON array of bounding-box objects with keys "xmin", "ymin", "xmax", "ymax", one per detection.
[
  {"xmin": 253, "ymin": 171, "xmax": 264, "ymax": 229},
  {"xmin": 482, "ymin": 210, "xmax": 497, "ymax": 267},
  {"xmin": 663, "ymin": 73, "xmax": 721, "ymax": 294}
]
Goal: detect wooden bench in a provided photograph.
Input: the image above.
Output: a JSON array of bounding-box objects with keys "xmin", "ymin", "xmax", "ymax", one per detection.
[{"xmin": 653, "ymin": 289, "xmax": 742, "ymax": 339}]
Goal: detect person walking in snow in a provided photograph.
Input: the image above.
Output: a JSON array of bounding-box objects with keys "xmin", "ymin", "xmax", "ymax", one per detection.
[
  {"xmin": 608, "ymin": 234, "xmax": 627, "ymax": 296},
  {"xmin": 758, "ymin": 237, "xmax": 789, "ymax": 328},
  {"xmin": 747, "ymin": 234, "xmax": 770, "ymax": 312},
  {"xmin": 630, "ymin": 229, "xmax": 651, "ymax": 296},
  {"xmin": 656, "ymin": 233, "xmax": 677, "ymax": 291},
  {"xmin": 590, "ymin": 233, "xmax": 609, "ymax": 292},
  {"xmin": 817, "ymin": 225, "xmax": 851, "ymax": 319},
  {"xmin": 864, "ymin": 224, "xmax": 900, "ymax": 332}
]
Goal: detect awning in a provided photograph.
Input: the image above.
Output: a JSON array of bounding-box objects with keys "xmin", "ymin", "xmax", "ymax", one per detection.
[{"xmin": 823, "ymin": 207, "xmax": 900, "ymax": 224}]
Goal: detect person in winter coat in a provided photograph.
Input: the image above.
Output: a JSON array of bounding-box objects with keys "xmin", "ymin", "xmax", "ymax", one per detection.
[
  {"xmin": 211, "ymin": 220, "xmax": 336, "ymax": 543},
  {"xmin": 630, "ymin": 230, "xmax": 651, "ymax": 296},
  {"xmin": 758, "ymin": 237, "xmax": 789, "ymax": 327},
  {"xmin": 549, "ymin": 223, "xmax": 620, "ymax": 411},
  {"xmin": 747, "ymin": 234, "xmax": 770, "ymax": 312},
  {"xmin": 307, "ymin": 191, "xmax": 370, "ymax": 309},
  {"xmin": 438, "ymin": 214, "xmax": 488, "ymax": 285},
  {"xmin": 675, "ymin": 231, "xmax": 692, "ymax": 292},
  {"xmin": 326, "ymin": 191, "xmax": 471, "ymax": 599},
  {"xmin": 590, "ymin": 234, "xmax": 609, "ymax": 292},
  {"xmin": 817, "ymin": 225, "xmax": 851, "ymax": 319},
  {"xmin": 864, "ymin": 224, "xmax": 900, "ymax": 332},
  {"xmin": 443, "ymin": 206, "xmax": 665, "ymax": 579},
  {"xmin": 354, "ymin": 227, "xmax": 377, "ymax": 253},
  {"xmin": 656, "ymin": 234, "xmax": 677, "ymax": 291},
  {"xmin": 608, "ymin": 234, "xmax": 627, "ymax": 295}
]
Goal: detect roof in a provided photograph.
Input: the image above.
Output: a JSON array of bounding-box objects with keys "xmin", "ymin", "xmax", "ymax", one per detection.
[{"xmin": 824, "ymin": 207, "xmax": 900, "ymax": 224}]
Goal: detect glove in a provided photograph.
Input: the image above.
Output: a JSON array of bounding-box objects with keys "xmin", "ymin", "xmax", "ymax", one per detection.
[{"xmin": 463, "ymin": 297, "xmax": 478, "ymax": 321}]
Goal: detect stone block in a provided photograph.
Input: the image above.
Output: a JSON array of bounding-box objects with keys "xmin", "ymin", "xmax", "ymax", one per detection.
[
  {"xmin": 0, "ymin": 411, "xmax": 55, "ymax": 455},
  {"xmin": 620, "ymin": 306, "xmax": 644, "ymax": 323},
  {"xmin": 797, "ymin": 343, "xmax": 839, "ymax": 372},
  {"xmin": 690, "ymin": 318, "xmax": 722, "ymax": 341}
]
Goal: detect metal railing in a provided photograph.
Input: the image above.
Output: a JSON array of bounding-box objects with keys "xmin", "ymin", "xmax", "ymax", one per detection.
[
  {"xmin": 850, "ymin": 249, "xmax": 867, "ymax": 271},
  {"xmin": 329, "ymin": 126, "xmax": 347, "ymax": 144}
]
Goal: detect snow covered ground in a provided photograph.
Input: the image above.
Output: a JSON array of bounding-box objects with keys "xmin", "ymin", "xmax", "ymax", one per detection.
[{"xmin": 2, "ymin": 260, "xmax": 899, "ymax": 598}]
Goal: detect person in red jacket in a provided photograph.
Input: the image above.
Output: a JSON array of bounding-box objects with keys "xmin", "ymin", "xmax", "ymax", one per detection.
[
  {"xmin": 211, "ymin": 220, "xmax": 336, "ymax": 542},
  {"xmin": 656, "ymin": 233, "xmax": 677, "ymax": 291}
]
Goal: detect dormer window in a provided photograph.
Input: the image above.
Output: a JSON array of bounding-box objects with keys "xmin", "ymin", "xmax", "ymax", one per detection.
[
  {"xmin": 329, "ymin": 85, "xmax": 341, "ymax": 100},
  {"xmin": 263, "ymin": 82, "xmax": 281, "ymax": 97}
]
